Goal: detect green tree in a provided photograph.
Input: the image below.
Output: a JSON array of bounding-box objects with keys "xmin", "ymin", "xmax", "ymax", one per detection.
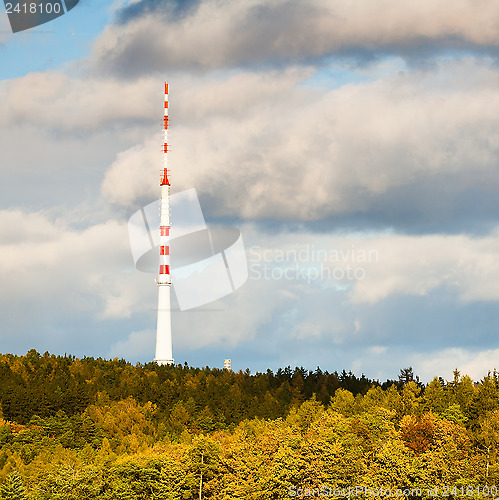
[
  {"xmin": 400, "ymin": 381, "xmax": 421, "ymax": 416},
  {"xmin": 454, "ymin": 374, "xmax": 475, "ymax": 418},
  {"xmin": 440, "ymin": 404, "xmax": 466, "ymax": 425},
  {"xmin": 422, "ymin": 377, "xmax": 447, "ymax": 414},
  {"xmin": 398, "ymin": 367, "xmax": 420, "ymax": 386},
  {"xmin": 0, "ymin": 471, "xmax": 26, "ymax": 500}
]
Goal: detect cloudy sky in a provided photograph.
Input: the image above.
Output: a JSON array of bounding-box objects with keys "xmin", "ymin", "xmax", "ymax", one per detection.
[{"xmin": 1, "ymin": 0, "xmax": 499, "ymax": 382}]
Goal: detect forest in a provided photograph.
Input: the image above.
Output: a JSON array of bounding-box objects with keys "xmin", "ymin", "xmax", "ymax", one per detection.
[{"xmin": 0, "ymin": 350, "xmax": 498, "ymax": 499}]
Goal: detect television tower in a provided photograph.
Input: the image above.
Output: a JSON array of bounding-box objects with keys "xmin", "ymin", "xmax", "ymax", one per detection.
[{"xmin": 155, "ymin": 82, "xmax": 174, "ymax": 365}]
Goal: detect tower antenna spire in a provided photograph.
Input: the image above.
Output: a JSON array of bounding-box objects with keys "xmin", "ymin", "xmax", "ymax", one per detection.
[{"xmin": 155, "ymin": 82, "xmax": 174, "ymax": 365}]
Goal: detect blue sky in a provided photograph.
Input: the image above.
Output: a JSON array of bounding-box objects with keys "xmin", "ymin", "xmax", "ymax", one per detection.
[
  {"xmin": 2, "ymin": 0, "xmax": 499, "ymax": 382},
  {"xmin": 1, "ymin": 0, "xmax": 114, "ymax": 78}
]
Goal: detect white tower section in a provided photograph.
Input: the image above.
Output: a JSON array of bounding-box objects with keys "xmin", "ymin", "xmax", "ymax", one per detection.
[{"xmin": 155, "ymin": 82, "xmax": 174, "ymax": 366}]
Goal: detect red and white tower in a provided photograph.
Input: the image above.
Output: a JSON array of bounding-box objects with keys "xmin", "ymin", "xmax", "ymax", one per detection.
[{"xmin": 155, "ymin": 82, "xmax": 174, "ymax": 365}]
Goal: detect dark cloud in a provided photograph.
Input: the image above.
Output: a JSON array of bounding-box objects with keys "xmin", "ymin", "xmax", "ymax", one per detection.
[
  {"xmin": 302, "ymin": 181, "xmax": 499, "ymax": 237},
  {"xmin": 91, "ymin": 0, "xmax": 499, "ymax": 77},
  {"xmin": 116, "ymin": 0, "xmax": 202, "ymax": 24},
  {"xmin": 196, "ymin": 151, "xmax": 499, "ymax": 237}
]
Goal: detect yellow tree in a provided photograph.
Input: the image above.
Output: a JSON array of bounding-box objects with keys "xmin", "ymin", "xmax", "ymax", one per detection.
[
  {"xmin": 477, "ymin": 410, "xmax": 499, "ymax": 481},
  {"xmin": 329, "ymin": 389, "xmax": 357, "ymax": 416},
  {"xmin": 186, "ymin": 435, "xmax": 220, "ymax": 500}
]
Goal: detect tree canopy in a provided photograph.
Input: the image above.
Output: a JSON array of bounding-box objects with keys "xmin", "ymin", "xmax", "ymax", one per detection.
[{"xmin": 0, "ymin": 352, "xmax": 498, "ymax": 499}]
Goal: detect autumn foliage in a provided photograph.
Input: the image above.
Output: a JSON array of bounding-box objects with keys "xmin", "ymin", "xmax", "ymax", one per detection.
[{"xmin": 0, "ymin": 352, "xmax": 497, "ymax": 499}]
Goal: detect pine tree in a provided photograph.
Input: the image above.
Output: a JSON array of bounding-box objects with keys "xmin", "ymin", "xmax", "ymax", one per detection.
[{"xmin": 0, "ymin": 471, "xmax": 26, "ymax": 500}]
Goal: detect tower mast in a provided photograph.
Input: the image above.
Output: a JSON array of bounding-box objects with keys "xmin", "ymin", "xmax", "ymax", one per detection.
[{"xmin": 155, "ymin": 82, "xmax": 174, "ymax": 365}]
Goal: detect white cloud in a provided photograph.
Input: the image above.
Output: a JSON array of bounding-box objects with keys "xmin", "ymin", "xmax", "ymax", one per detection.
[
  {"xmin": 368, "ymin": 346, "xmax": 388, "ymax": 356},
  {"xmin": 101, "ymin": 134, "xmax": 161, "ymax": 206},
  {"xmin": 0, "ymin": 209, "xmax": 147, "ymax": 326},
  {"xmin": 0, "ymin": 210, "xmax": 61, "ymax": 244},
  {"xmin": 97, "ymin": 60, "xmax": 499, "ymax": 227},
  {"xmin": 172, "ymin": 276, "xmax": 295, "ymax": 349},
  {"xmin": 3, "ymin": 0, "xmax": 499, "ymax": 371},
  {"xmin": 108, "ymin": 329, "xmax": 155, "ymax": 359},
  {"xmin": 0, "ymin": 73, "xmax": 158, "ymax": 132},
  {"xmin": 347, "ymin": 230, "xmax": 499, "ymax": 304},
  {"xmin": 1, "ymin": 212, "xmax": 499, "ymax": 366},
  {"xmin": 341, "ymin": 346, "xmax": 499, "ymax": 384},
  {"xmin": 244, "ymin": 226, "xmax": 499, "ymax": 308},
  {"xmin": 413, "ymin": 348, "xmax": 499, "ymax": 383},
  {"xmin": 4, "ymin": 60, "xmax": 499, "ymax": 227}
]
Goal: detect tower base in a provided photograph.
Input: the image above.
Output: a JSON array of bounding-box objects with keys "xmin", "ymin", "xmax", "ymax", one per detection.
[
  {"xmin": 155, "ymin": 285, "xmax": 173, "ymax": 365},
  {"xmin": 154, "ymin": 358, "xmax": 174, "ymax": 366}
]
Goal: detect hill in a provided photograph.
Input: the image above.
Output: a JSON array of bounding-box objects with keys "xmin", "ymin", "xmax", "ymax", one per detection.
[{"xmin": 0, "ymin": 350, "xmax": 498, "ymax": 499}]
